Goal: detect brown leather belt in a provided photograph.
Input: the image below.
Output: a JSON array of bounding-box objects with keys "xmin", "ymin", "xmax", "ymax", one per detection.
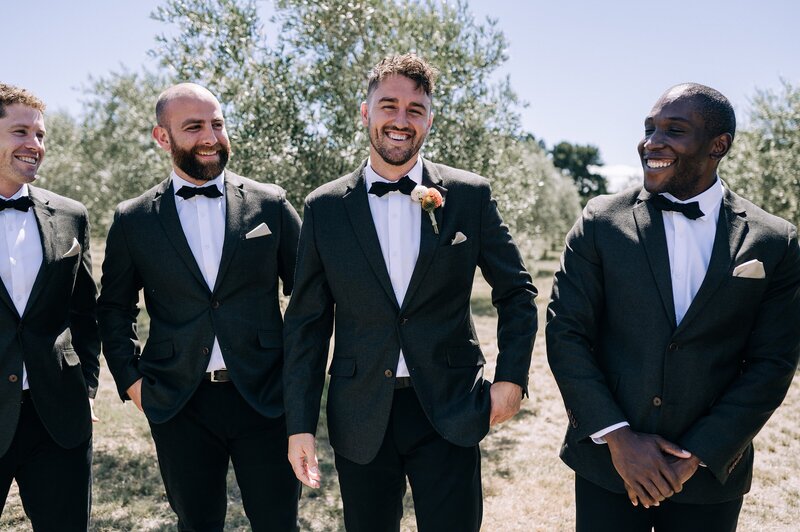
[
  {"xmin": 394, "ymin": 377, "xmax": 413, "ymax": 389},
  {"xmin": 204, "ymin": 369, "xmax": 231, "ymax": 383}
]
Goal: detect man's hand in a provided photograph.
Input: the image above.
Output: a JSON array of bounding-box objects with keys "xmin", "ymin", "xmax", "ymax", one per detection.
[
  {"xmin": 667, "ymin": 454, "xmax": 702, "ymax": 486},
  {"xmin": 288, "ymin": 433, "xmax": 321, "ymax": 488},
  {"xmin": 89, "ymin": 397, "xmax": 100, "ymax": 422},
  {"xmin": 604, "ymin": 427, "xmax": 691, "ymax": 508},
  {"xmin": 489, "ymin": 381, "xmax": 523, "ymax": 426},
  {"xmin": 126, "ymin": 378, "xmax": 144, "ymax": 412}
]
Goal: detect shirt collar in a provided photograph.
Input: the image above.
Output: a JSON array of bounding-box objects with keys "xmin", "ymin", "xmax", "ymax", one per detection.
[
  {"xmin": 365, "ymin": 157, "xmax": 423, "ymax": 188},
  {"xmin": 171, "ymin": 171, "xmax": 225, "ymax": 200},
  {"xmin": 662, "ymin": 178, "xmax": 723, "ymax": 220},
  {"xmin": 0, "ymin": 184, "xmax": 30, "ymax": 201}
]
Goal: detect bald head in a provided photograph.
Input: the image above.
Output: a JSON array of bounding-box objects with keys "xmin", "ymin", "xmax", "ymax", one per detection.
[{"xmin": 155, "ymin": 83, "xmax": 220, "ymax": 128}]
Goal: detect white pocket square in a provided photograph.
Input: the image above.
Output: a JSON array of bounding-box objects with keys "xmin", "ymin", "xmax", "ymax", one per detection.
[
  {"xmin": 245, "ymin": 223, "xmax": 272, "ymax": 239},
  {"xmin": 62, "ymin": 238, "xmax": 81, "ymax": 258},
  {"xmin": 451, "ymin": 231, "xmax": 467, "ymax": 246},
  {"xmin": 732, "ymin": 259, "xmax": 765, "ymax": 279}
]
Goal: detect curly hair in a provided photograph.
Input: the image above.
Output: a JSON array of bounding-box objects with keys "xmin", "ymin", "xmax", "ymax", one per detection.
[
  {"xmin": 367, "ymin": 53, "xmax": 439, "ymax": 99},
  {"xmin": 0, "ymin": 83, "xmax": 46, "ymax": 118}
]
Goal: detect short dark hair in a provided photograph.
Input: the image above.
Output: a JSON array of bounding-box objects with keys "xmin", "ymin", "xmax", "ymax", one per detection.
[
  {"xmin": 0, "ymin": 83, "xmax": 46, "ymax": 118},
  {"xmin": 671, "ymin": 83, "xmax": 736, "ymax": 142},
  {"xmin": 367, "ymin": 53, "xmax": 439, "ymax": 100}
]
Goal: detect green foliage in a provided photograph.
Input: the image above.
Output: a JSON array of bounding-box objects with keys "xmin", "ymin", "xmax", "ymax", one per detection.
[
  {"xmin": 724, "ymin": 79, "xmax": 800, "ymax": 225},
  {"xmin": 549, "ymin": 141, "xmax": 607, "ymax": 204}
]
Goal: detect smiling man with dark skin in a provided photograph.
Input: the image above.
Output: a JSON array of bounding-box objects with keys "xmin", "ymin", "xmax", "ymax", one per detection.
[{"xmin": 547, "ymin": 83, "xmax": 800, "ymax": 531}]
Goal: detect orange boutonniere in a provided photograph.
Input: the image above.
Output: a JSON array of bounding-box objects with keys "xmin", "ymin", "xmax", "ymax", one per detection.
[{"xmin": 411, "ymin": 185, "xmax": 444, "ymax": 234}]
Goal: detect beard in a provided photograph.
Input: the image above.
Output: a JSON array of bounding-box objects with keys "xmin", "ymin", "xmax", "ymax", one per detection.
[
  {"xmin": 368, "ymin": 122, "xmax": 425, "ymax": 167},
  {"xmin": 169, "ymin": 135, "xmax": 230, "ymax": 181}
]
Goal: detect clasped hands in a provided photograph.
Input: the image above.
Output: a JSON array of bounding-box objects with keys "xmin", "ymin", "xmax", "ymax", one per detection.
[
  {"xmin": 605, "ymin": 426, "xmax": 702, "ymax": 509},
  {"xmin": 287, "ymin": 381, "xmax": 524, "ymax": 488}
]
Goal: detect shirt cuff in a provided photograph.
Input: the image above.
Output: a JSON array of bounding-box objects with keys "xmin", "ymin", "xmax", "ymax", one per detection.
[{"xmin": 590, "ymin": 421, "xmax": 630, "ymax": 444}]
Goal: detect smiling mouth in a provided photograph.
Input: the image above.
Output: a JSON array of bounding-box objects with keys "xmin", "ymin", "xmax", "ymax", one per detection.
[
  {"xmin": 646, "ymin": 159, "xmax": 674, "ymax": 169},
  {"xmin": 15, "ymin": 155, "xmax": 38, "ymax": 165},
  {"xmin": 385, "ymin": 130, "xmax": 411, "ymax": 142},
  {"xmin": 195, "ymin": 149, "xmax": 219, "ymax": 157}
]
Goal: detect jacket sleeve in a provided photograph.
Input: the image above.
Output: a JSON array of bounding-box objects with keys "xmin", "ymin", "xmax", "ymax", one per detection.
[
  {"xmin": 476, "ymin": 183, "xmax": 538, "ymax": 394},
  {"xmin": 282, "ymin": 201, "xmax": 334, "ymax": 435},
  {"xmin": 277, "ymin": 193, "xmax": 302, "ymax": 296},
  {"xmin": 70, "ymin": 206, "xmax": 101, "ymax": 398},
  {"xmin": 97, "ymin": 208, "xmax": 144, "ymax": 400},
  {"xmin": 546, "ymin": 203, "xmax": 629, "ymax": 439},
  {"xmin": 679, "ymin": 224, "xmax": 800, "ymax": 483}
]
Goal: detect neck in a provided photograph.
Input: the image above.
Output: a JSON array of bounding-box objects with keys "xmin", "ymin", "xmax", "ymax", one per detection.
[
  {"xmin": 369, "ymin": 151, "xmax": 419, "ymax": 181},
  {"xmin": 0, "ymin": 181, "xmax": 25, "ymax": 199}
]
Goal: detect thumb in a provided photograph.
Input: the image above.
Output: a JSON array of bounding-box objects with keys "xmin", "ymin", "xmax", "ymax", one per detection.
[{"xmin": 656, "ymin": 436, "xmax": 691, "ymax": 459}]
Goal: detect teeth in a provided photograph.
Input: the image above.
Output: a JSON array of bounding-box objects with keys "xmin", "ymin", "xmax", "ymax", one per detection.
[
  {"xmin": 387, "ymin": 132, "xmax": 409, "ymax": 141},
  {"xmin": 16, "ymin": 155, "xmax": 37, "ymax": 165},
  {"xmin": 647, "ymin": 159, "xmax": 674, "ymax": 169},
  {"xmin": 196, "ymin": 151, "xmax": 217, "ymax": 156}
]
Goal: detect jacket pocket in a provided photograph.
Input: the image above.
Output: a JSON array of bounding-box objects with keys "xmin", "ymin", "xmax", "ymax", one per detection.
[
  {"xmin": 328, "ymin": 357, "xmax": 356, "ymax": 377},
  {"xmin": 446, "ymin": 344, "xmax": 486, "ymax": 367},
  {"xmin": 258, "ymin": 329, "xmax": 283, "ymax": 349},
  {"xmin": 142, "ymin": 339, "xmax": 174, "ymax": 360}
]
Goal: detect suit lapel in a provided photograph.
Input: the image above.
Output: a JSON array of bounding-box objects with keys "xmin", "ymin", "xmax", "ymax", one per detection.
[
  {"xmin": 213, "ymin": 172, "xmax": 245, "ymax": 293},
  {"xmin": 676, "ymin": 189, "xmax": 747, "ymax": 333},
  {"xmin": 343, "ymin": 161, "xmax": 398, "ymax": 308},
  {"xmin": 400, "ymin": 159, "xmax": 447, "ymax": 312},
  {"xmin": 154, "ymin": 178, "xmax": 209, "ymax": 291},
  {"xmin": 633, "ymin": 190, "xmax": 677, "ymax": 327},
  {"xmin": 21, "ymin": 187, "xmax": 58, "ymax": 317}
]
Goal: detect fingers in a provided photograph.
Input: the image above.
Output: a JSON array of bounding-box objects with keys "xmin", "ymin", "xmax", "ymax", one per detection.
[
  {"xmin": 656, "ymin": 436, "xmax": 692, "ymax": 459},
  {"xmin": 623, "ymin": 482, "xmax": 638, "ymax": 507},
  {"xmin": 89, "ymin": 397, "xmax": 100, "ymax": 423},
  {"xmin": 288, "ymin": 434, "xmax": 321, "ymax": 489},
  {"xmin": 126, "ymin": 378, "xmax": 144, "ymax": 412},
  {"xmin": 489, "ymin": 381, "xmax": 522, "ymax": 427}
]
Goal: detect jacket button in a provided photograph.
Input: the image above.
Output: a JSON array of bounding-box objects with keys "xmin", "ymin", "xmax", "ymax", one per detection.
[
  {"xmin": 211, "ymin": 300, "xmax": 220, "ymax": 309},
  {"xmin": 399, "ymin": 318, "xmax": 408, "ymax": 325},
  {"xmin": 384, "ymin": 369, "xmax": 393, "ymax": 378},
  {"xmin": 8, "ymin": 374, "xmax": 18, "ymax": 383},
  {"xmin": 668, "ymin": 342, "xmax": 678, "ymax": 351},
  {"xmin": 202, "ymin": 347, "xmax": 210, "ymax": 356},
  {"xmin": 652, "ymin": 396, "xmax": 663, "ymax": 407}
]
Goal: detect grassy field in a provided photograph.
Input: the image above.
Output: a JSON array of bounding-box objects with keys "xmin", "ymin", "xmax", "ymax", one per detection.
[{"xmin": 2, "ymin": 254, "xmax": 799, "ymax": 531}]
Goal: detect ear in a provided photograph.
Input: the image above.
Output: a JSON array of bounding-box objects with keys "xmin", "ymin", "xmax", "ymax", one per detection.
[
  {"xmin": 152, "ymin": 125, "xmax": 171, "ymax": 152},
  {"xmin": 427, "ymin": 111, "xmax": 434, "ymax": 131},
  {"xmin": 360, "ymin": 101, "xmax": 369, "ymax": 127},
  {"xmin": 709, "ymin": 133, "xmax": 732, "ymax": 160}
]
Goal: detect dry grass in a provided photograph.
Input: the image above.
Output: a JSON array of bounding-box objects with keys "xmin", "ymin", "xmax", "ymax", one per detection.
[{"xmin": 2, "ymin": 254, "xmax": 798, "ymax": 530}]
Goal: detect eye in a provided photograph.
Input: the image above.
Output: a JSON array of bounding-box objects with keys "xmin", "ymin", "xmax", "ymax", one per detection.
[
  {"xmin": 644, "ymin": 128, "xmax": 654, "ymax": 136},
  {"xmin": 668, "ymin": 128, "xmax": 685, "ymax": 134}
]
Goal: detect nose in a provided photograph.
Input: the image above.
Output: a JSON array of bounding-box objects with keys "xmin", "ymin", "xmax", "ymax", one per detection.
[
  {"xmin": 199, "ymin": 126, "xmax": 220, "ymax": 145},
  {"xmin": 643, "ymin": 129, "xmax": 665, "ymax": 151},
  {"xmin": 393, "ymin": 109, "xmax": 409, "ymax": 128},
  {"xmin": 25, "ymin": 134, "xmax": 44, "ymax": 152}
]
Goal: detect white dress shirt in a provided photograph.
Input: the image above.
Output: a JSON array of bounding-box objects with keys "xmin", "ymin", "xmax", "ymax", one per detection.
[
  {"xmin": 364, "ymin": 158, "xmax": 423, "ymax": 378},
  {"xmin": 171, "ymin": 172, "xmax": 227, "ymax": 372},
  {"xmin": 0, "ymin": 184, "xmax": 43, "ymax": 390},
  {"xmin": 591, "ymin": 179, "xmax": 724, "ymax": 443}
]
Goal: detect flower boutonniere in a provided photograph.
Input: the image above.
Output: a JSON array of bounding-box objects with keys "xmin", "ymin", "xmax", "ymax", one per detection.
[{"xmin": 411, "ymin": 185, "xmax": 444, "ymax": 234}]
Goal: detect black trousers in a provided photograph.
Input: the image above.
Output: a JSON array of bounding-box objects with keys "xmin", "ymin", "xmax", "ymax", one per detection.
[
  {"xmin": 334, "ymin": 387, "xmax": 482, "ymax": 532},
  {"xmin": 575, "ymin": 474, "xmax": 744, "ymax": 532},
  {"xmin": 0, "ymin": 393, "xmax": 92, "ymax": 532},
  {"xmin": 148, "ymin": 380, "xmax": 300, "ymax": 532}
]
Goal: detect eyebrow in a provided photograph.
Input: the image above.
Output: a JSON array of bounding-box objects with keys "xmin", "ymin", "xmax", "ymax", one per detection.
[{"xmin": 376, "ymin": 96, "xmax": 427, "ymax": 109}]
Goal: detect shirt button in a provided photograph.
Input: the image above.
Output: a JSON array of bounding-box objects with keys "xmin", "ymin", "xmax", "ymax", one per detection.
[
  {"xmin": 652, "ymin": 396, "xmax": 663, "ymax": 407},
  {"xmin": 201, "ymin": 347, "xmax": 210, "ymax": 356},
  {"xmin": 8, "ymin": 374, "xmax": 18, "ymax": 383},
  {"xmin": 384, "ymin": 369, "xmax": 393, "ymax": 378},
  {"xmin": 668, "ymin": 343, "xmax": 678, "ymax": 351}
]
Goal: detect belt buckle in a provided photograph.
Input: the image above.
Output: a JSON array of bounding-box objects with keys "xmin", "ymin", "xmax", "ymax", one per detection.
[{"xmin": 209, "ymin": 369, "xmax": 226, "ymax": 383}]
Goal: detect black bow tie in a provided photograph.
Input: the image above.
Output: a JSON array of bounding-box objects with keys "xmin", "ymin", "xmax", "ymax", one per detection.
[
  {"xmin": 650, "ymin": 194, "xmax": 704, "ymax": 220},
  {"xmin": 175, "ymin": 185, "xmax": 223, "ymax": 200},
  {"xmin": 368, "ymin": 175, "xmax": 416, "ymax": 197},
  {"xmin": 0, "ymin": 196, "xmax": 34, "ymax": 212}
]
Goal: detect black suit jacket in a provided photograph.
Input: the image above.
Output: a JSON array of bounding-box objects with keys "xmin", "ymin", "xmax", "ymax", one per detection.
[
  {"xmin": 546, "ymin": 186, "xmax": 800, "ymax": 503},
  {"xmin": 98, "ymin": 171, "xmax": 301, "ymax": 423},
  {"xmin": 283, "ymin": 159, "xmax": 537, "ymax": 464},
  {"xmin": 0, "ymin": 186, "xmax": 100, "ymax": 456}
]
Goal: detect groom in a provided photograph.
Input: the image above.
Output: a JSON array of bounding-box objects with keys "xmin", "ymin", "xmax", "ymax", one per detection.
[{"xmin": 283, "ymin": 53, "xmax": 537, "ymax": 531}]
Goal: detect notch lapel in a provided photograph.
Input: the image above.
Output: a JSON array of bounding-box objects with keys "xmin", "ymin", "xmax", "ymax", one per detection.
[
  {"xmin": 213, "ymin": 172, "xmax": 245, "ymax": 293},
  {"xmin": 676, "ymin": 190, "xmax": 747, "ymax": 333},
  {"xmin": 400, "ymin": 159, "xmax": 447, "ymax": 312},
  {"xmin": 154, "ymin": 179, "xmax": 209, "ymax": 291},
  {"xmin": 633, "ymin": 190, "xmax": 677, "ymax": 327},
  {"xmin": 21, "ymin": 189, "xmax": 58, "ymax": 317},
  {"xmin": 343, "ymin": 162, "xmax": 398, "ymax": 308}
]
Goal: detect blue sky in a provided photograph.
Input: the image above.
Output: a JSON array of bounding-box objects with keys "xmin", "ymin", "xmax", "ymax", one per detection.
[{"xmin": 3, "ymin": 0, "xmax": 798, "ymax": 188}]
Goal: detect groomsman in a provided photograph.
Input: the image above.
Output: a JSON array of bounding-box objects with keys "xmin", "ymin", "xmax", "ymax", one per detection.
[
  {"xmin": 98, "ymin": 83, "xmax": 301, "ymax": 531},
  {"xmin": 0, "ymin": 83, "xmax": 100, "ymax": 531},
  {"xmin": 283, "ymin": 54, "xmax": 537, "ymax": 531}
]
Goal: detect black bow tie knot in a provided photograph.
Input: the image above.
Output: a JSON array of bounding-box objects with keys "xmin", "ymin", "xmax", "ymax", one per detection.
[
  {"xmin": 650, "ymin": 194, "xmax": 704, "ymax": 220},
  {"xmin": 368, "ymin": 175, "xmax": 416, "ymax": 197},
  {"xmin": 175, "ymin": 185, "xmax": 223, "ymax": 200},
  {"xmin": 0, "ymin": 196, "xmax": 34, "ymax": 212}
]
